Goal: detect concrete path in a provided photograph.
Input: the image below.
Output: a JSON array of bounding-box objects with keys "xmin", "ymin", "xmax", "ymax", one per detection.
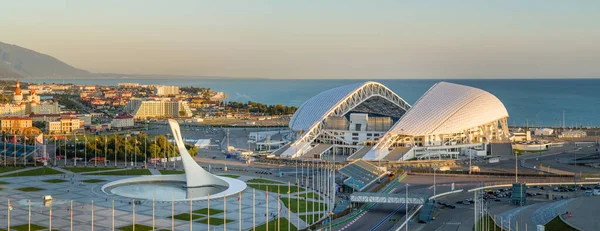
[
  {"xmin": 561, "ymin": 196, "xmax": 600, "ymax": 230},
  {"xmin": 51, "ymin": 167, "xmax": 73, "ymax": 174},
  {"xmin": 149, "ymin": 168, "xmax": 162, "ymax": 175}
]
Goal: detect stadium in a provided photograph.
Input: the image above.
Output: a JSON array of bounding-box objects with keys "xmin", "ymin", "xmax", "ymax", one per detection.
[{"xmin": 276, "ymin": 81, "xmax": 512, "ymax": 162}]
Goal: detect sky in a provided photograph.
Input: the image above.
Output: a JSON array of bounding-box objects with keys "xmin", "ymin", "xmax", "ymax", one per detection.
[{"xmin": 1, "ymin": 0, "xmax": 599, "ymax": 79}]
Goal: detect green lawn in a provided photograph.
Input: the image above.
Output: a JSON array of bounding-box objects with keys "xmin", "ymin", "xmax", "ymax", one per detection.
[
  {"xmin": 171, "ymin": 213, "xmax": 204, "ymax": 221},
  {"xmin": 280, "ymin": 197, "xmax": 326, "ymax": 213},
  {"xmin": 42, "ymin": 179, "xmax": 68, "ymax": 183},
  {"xmin": 118, "ymin": 224, "xmax": 155, "ymax": 231},
  {"xmin": 17, "ymin": 187, "xmax": 44, "ymax": 192},
  {"xmin": 193, "ymin": 208, "xmax": 224, "ymax": 215},
  {"xmin": 248, "ymin": 184, "xmax": 305, "ymax": 194},
  {"xmin": 545, "ymin": 216, "xmax": 577, "ymax": 231},
  {"xmin": 219, "ymin": 174, "xmax": 240, "ymax": 178},
  {"xmin": 82, "ymin": 179, "xmax": 106, "ymax": 183},
  {"xmin": 247, "ymin": 178, "xmax": 283, "ymax": 184},
  {"xmin": 87, "ymin": 169, "xmax": 151, "ymax": 175},
  {"xmin": 10, "ymin": 224, "xmax": 52, "ymax": 231},
  {"xmin": 63, "ymin": 167, "xmax": 118, "ymax": 173},
  {"xmin": 297, "ymin": 192, "xmax": 323, "ymax": 200},
  {"xmin": 159, "ymin": 169, "xmax": 184, "ymax": 175},
  {"xmin": 0, "ymin": 181, "xmax": 8, "ymax": 184},
  {"xmin": 300, "ymin": 213, "xmax": 324, "ymax": 225},
  {"xmin": 253, "ymin": 217, "xmax": 297, "ymax": 231},
  {"xmin": 0, "ymin": 167, "xmax": 25, "ymax": 173},
  {"xmin": 0, "ymin": 167, "xmax": 63, "ymax": 177},
  {"xmin": 197, "ymin": 218, "xmax": 234, "ymax": 225}
]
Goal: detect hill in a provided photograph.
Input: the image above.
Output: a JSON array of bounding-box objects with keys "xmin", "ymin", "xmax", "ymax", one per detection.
[{"xmin": 0, "ymin": 41, "xmax": 91, "ymax": 77}]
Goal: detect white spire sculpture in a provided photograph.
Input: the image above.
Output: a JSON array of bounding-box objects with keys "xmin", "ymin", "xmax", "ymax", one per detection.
[{"xmin": 167, "ymin": 119, "xmax": 227, "ymax": 188}]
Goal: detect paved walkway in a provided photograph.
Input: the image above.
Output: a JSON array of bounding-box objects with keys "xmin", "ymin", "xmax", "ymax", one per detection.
[
  {"xmin": 561, "ymin": 196, "xmax": 600, "ymax": 230},
  {"xmin": 149, "ymin": 168, "xmax": 162, "ymax": 175}
]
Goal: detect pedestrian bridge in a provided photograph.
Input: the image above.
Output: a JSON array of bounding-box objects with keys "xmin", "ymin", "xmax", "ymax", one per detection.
[{"xmin": 350, "ymin": 192, "xmax": 429, "ymax": 204}]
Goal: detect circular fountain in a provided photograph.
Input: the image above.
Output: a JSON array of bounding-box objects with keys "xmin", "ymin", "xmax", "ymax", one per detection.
[{"xmin": 101, "ymin": 119, "xmax": 246, "ymax": 201}]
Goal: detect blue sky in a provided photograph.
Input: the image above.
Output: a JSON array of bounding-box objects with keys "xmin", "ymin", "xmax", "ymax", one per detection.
[{"xmin": 1, "ymin": 0, "xmax": 599, "ymax": 78}]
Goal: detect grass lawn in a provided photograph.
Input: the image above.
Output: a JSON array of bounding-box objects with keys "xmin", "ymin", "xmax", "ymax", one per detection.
[
  {"xmin": 63, "ymin": 167, "xmax": 118, "ymax": 173},
  {"xmin": 247, "ymin": 178, "xmax": 283, "ymax": 184},
  {"xmin": 545, "ymin": 216, "xmax": 577, "ymax": 231},
  {"xmin": 197, "ymin": 218, "xmax": 234, "ymax": 225},
  {"xmin": 0, "ymin": 167, "xmax": 63, "ymax": 177},
  {"xmin": 253, "ymin": 217, "xmax": 297, "ymax": 231},
  {"xmin": 280, "ymin": 197, "xmax": 326, "ymax": 213},
  {"xmin": 193, "ymin": 208, "xmax": 224, "ymax": 215},
  {"xmin": 0, "ymin": 167, "xmax": 25, "ymax": 173},
  {"xmin": 219, "ymin": 174, "xmax": 240, "ymax": 178},
  {"xmin": 159, "ymin": 169, "xmax": 184, "ymax": 175},
  {"xmin": 248, "ymin": 184, "xmax": 305, "ymax": 194},
  {"xmin": 42, "ymin": 179, "xmax": 68, "ymax": 183},
  {"xmin": 0, "ymin": 181, "xmax": 8, "ymax": 184},
  {"xmin": 10, "ymin": 224, "xmax": 53, "ymax": 231},
  {"xmin": 17, "ymin": 187, "xmax": 44, "ymax": 192},
  {"xmin": 300, "ymin": 213, "xmax": 324, "ymax": 225},
  {"xmin": 297, "ymin": 192, "xmax": 323, "ymax": 200},
  {"xmin": 87, "ymin": 169, "xmax": 151, "ymax": 175},
  {"xmin": 171, "ymin": 213, "xmax": 204, "ymax": 221},
  {"xmin": 82, "ymin": 179, "xmax": 106, "ymax": 183}
]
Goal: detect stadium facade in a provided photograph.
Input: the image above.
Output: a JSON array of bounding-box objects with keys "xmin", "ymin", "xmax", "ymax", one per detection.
[{"xmin": 277, "ymin": 81, "xmax": 510, "ymax": 162}]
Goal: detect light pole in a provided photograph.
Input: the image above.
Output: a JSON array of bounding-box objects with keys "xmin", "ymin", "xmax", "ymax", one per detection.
[
  {"xmin": 433, "ymin": 167, "xmax": 438, "ymax": 196},
  {"xmin": 405, "ymin": 183, "xmax": 409, "ymax": 231}
]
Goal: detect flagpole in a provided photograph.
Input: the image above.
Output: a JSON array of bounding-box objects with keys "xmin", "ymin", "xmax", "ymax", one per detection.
[
  {"xmin": 278, "ymin": 185, "xmax": 280, "ymax": 231},
  {"xmin": 152, "ymin": 193, "xmax": 155, "ymax": 230},
  {"xmin": 92, "ymin": 200, "xmax": 94, "ymax": 231},
  {"xmin": 112, "ymin": 200, "xmax": 115, "ymax": 231},
  {"xmin": 94, "ymin": 135, "xmax": 97, "ymax": 167},
  {"xmin": 266, "ymin": 186, "xmax": 269, "ymax": 231},
  {"xmin": 239, "ymin": 191, "xmax": 242, "ymax": 231},
  {"xmin": 70, "ymin": 200, "xmax": 73, "ymax": 231},
  {"xmin": 253, "ymin": 189, "xmax": 256, "ymax": 231},
  {"xmin": 224, "ymin": 194, "xmax": 227, "ymax": 231},
  {"xmin": 288, "ymin": 182, "xmax": 291, "ymax": 231},
  {"xmin": 114, "ymin": 134, "xmax": 117, "ymax": 167},
  {"xmin": 132, "ymin": 199, "xmax": 135, "ymax": 231},
  {"xmin": 28, "ymin": 200, "xmax": 31, "ymax": 231},
  {"xmin": 84, "ymin": 133, "xmax": 88, "ymax": 166},
  {"xmin": 208, "ymin": 193, "xmax": 211, "ymax": 231},
  {"xmin": 24, "ymin": 134, "xmax": 27, "ymax": 166},
  {"xmin": 297, "ymin": 178, "xmax": 300, "ymax": 229},
  {"xmin": 190, "ymin": 198, "xmax": 193, "ymax": 231},
  {"xmin": 171, "ymin": 196, "xmax": 174, "ymax": 231},
  {"xmin": 8, "ymin": 199, "xmax": 10, "ymax": 230},
  {"xmin": 49, "ymin": 199, "xmax": 52, "ymax": 231}
]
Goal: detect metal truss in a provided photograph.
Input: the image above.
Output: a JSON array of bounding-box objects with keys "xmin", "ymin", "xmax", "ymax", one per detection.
[
  {"xmin": 283, "ymin": 82, "xmax": 410, "ymax": 158},
  {"xmin": 350, "ymin": 192, "xmax": 428, "ymax": 205}
]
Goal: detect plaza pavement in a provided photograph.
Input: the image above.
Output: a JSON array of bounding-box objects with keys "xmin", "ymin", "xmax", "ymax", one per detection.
[{"xmin": 0, "ymin": 168, "xmax": 330, "ymax": 230}]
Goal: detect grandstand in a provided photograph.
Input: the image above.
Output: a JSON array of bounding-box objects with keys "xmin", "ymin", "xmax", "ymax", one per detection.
[
  {"xmin": 0, "ymin": 142, "xmax": 38, "ymax": 161},
  {"xmin": 339, "ymin": 160, "xmax": 385, "ymax": 191}
]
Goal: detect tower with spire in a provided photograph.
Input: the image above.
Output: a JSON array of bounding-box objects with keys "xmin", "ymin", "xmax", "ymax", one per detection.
[{"xmin": 12, "ymin": 80, "xmax": 23, "ymax": 104}]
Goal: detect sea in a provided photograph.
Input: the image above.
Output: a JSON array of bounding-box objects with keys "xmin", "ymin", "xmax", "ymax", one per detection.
[{"xmin": 26, "ymin": 78, "xmax": 600, "ymax": 128}]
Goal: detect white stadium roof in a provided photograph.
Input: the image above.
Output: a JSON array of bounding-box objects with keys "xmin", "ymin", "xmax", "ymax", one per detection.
[
  {"xmin": 386, "ymin": 81, "xmax": 509, "ymax": 136},
  {"xmin": 289, "ymin": 81, "xmax": 409, "ymax": 132}
]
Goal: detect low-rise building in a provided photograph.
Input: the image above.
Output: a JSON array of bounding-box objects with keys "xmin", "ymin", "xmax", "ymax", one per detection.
[
  {"xmin": 559, "ymin": 130, "xmax": 587, "ymax": 138},
  {"xmin": 46, "ymin": 116, "xmax": 84, "ymax": 134},
  {"xmin": 0, "ymin": 116, "xmax": 32, "ymax": 133},
  {"xmin": 111, "ymin": 114, "xmax": 134, "ymax": 128}
]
